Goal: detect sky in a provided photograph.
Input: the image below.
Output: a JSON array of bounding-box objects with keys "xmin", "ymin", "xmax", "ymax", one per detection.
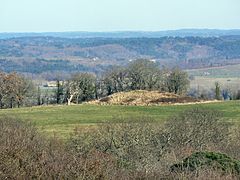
[{"xmin": 1, "ymin": 0, "xmax": 240, "ymax": 32}]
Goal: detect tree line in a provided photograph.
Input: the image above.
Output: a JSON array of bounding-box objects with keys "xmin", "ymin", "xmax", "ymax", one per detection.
[
  {"xmin": 2, "ymin": 59, "xmax": 240, "ymax": 109},
  {"xmin": 60, "ymin": 59, "xmax": 190, "ymax": 105},
  {"xmin": 0, "ymin": 59, "xmax": 190, "ymax": 108}
]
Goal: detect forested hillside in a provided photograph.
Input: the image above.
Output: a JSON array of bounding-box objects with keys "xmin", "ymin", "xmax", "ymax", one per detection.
[{"xmin": 1, "ymin": 36, "xmax": 240, "ymax": 79}]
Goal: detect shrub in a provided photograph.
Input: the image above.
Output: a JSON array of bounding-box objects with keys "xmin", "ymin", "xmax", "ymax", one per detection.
[
  {"xmin": 68, "ymin": 108, "xmax": 233, "ymax": 174},
  {"xmin": 67, "ymin": 117, "xmax": 167, "ymax": 172},
  {"xmin": 1, "ymin": 108, "xmax": 238, "ymax": 179},
  {"xmin": 163, "ymin": 108, "xmax": 231, "ymax": 154},
  {"xmin": 170, "ymin": 151, "xmax": 240, "ymax": 175},
  {"xmin": 0, "ymin": 117, "xmax": 119, "ymax": 179}
]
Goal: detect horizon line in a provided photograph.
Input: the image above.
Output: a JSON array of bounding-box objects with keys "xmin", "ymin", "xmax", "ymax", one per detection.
[{"xmin": 1, "ymin": 28, "xmax": 240, "ymax": 34}]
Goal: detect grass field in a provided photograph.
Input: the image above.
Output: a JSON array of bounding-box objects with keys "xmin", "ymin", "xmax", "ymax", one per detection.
[{"xmin": 0, "ymin": 101, "xmax": 240, "ymax": 139}]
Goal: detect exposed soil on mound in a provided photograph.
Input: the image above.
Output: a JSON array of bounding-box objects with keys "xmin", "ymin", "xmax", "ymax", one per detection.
[{"xmin": 87, "ymin": 90, "xmax": 202, "ymax": 106}]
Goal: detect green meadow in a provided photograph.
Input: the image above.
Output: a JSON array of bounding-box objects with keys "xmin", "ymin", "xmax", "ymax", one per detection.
[{"xmin": 0, "ymin": 101, "xmax": 240, "ymax": 139}]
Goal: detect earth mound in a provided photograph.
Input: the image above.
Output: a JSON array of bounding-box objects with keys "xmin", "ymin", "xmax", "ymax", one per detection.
[{"xmin": 87, "ymin": 90, "xmax": 201, "ymax": 106}]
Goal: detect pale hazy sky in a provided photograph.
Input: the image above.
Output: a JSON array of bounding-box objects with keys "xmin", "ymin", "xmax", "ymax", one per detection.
[{"xmin": 1, "ymin": 0, "xmax": 240, "ymax": 32}]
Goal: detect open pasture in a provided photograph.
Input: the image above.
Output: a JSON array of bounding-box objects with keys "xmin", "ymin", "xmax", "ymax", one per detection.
[{"xmin": 0, "ymin": 101, "xmax": 239, "ymax": 139}]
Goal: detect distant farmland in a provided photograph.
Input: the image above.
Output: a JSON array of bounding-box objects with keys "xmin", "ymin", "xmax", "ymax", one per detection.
[
  {"xmin": 187, "ymin": 64, "xmax": 240, "ymax": 92},
  {"xmin": 187, "ymin": 64, "xmax": 240, "ymax": 78}
]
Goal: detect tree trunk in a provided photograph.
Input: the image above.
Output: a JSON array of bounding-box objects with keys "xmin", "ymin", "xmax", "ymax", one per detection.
[
  {"xmin": 0, "ymin": 96, "xmax": 3, "ymax": 109},
  {"xmin": 67, "ymin": 99, "xmax": 71, "ymax": 105},
  {"xmin": 67, "ymin": 95, "xmax": 74, "ymax": 105},
  {"xmin": 10, "ymin": 98, "xmax": 13, "ymax": 108}
]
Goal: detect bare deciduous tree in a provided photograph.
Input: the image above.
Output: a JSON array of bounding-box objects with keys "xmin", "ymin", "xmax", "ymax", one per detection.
[
  {"xmin": 65, "ymin": 73, "xmax": 96, "ymax": 105},
  {"xmin": 166, "ymin": 68, "xmax": 190, "ymax": 95},
  {"xmin": 0, "ymin": 72, "xmax": 33, "ymax": 108}
]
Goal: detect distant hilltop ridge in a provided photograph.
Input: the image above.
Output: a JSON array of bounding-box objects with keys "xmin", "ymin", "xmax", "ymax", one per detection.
[
  {"xmin": 1, "ymin": 29, "xmax": 240, "ymax": 39},
  {"xmin": 1, "ymin": 35, "xmax": 240, "ymax": 77}
]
